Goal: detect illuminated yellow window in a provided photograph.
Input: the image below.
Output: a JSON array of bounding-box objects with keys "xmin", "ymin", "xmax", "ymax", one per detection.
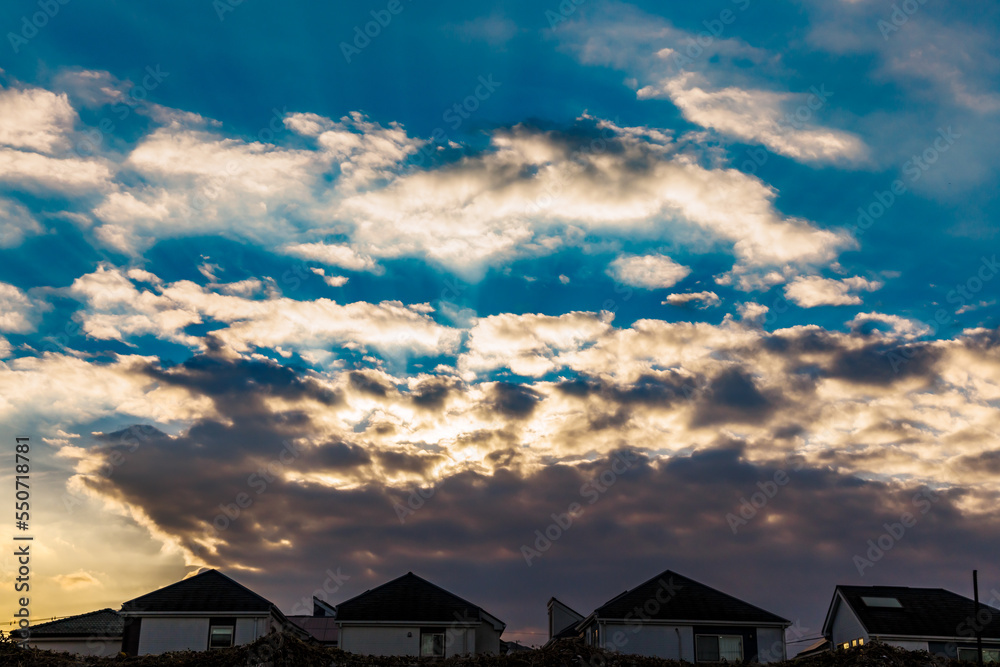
[
  {"xmin": 843, "ymin": 643, "xmax": 850, "ymax": 650},
  {"xmin": 859, "ymin": 639, "xmax": 864, "ymax": 646},
  {"xmin": 852, "ymin": 640, "xmax": 858, "ymax": 647}
]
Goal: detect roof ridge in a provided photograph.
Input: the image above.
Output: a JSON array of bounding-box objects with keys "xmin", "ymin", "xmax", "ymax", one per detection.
[{"xmin": 121, "ymin": 569, "xmax": 274, "ymax": 610}]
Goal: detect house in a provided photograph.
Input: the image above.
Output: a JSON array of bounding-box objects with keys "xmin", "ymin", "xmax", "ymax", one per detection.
[
  {"xmin": 574, "ymin": 569, "xmax": 791, "ymax": 662},
  {"xmin": 287, "ymin": 596, "xmax": 339, "ymax": 647},
  {"xmin": 794, "ymin": 637, "xmax": 830, "ymax": 659},
  {"xmin": 10, "ymin": 608, "xmax": 123, "ymax": 657},
  {"xmin": 334, "ymin": 571, "xmax": 506, "ymax": 657},
  {"xmin": 546, "ymin": 597, "xmax": 584, "ymax": 645},
  {"xmin": 821, "ymin": 585, "xmax": 1000, "ymax": 661},
  {"xmin": 119, "ymin": 569, "xmax": 300, "ymax": 656}
]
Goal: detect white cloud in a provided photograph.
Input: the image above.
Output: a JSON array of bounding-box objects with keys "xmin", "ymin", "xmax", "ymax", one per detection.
[
  {"xmin": 0, "ymin": 86, "xmax": 77, "ymax": 153},
  {"xmin": 283, "ymin": 243, "xmax": 380, "ymax": 273},
  {"xmin": 66, "ymin": 266, "xmax": 459, "ymax": 359},
  {"xmin": 785, "ymin": 275, "xmax": 883, "ymax": 307},
  {"xmin": 0, "ymin": 282, "xmax": 49, "ymax": 333},
  {"xmin": 607, "ymin": 253, "xmax": 690, "ymax": 289},
  {"xmin": 560, "ymin": 3, "xmax": 869, "ymax": 165},
  {"xmin": 0, "ymin": 197, "xmax": 42, "ymax": 247},
  {"xmin": 848, "ymin": 311, "xmax": 931, "ymax": 339},
  {"xmin": 662, "ymin": 291, "xmax": 721, "ymax": 308},
  {"xmin": 311, "ymin": 267, "xmax": 349, "ymax": 287}
]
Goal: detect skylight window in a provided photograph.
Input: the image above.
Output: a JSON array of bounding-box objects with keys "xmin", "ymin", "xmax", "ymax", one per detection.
[{"xmin": 861, "ymin": 596, "xmax": 902, "ymax": 608}]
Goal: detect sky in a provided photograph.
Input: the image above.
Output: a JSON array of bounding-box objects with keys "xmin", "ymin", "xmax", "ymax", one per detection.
[{"xmin": 1, "ymin": 0, "xmax": 999, "ymax": 651}]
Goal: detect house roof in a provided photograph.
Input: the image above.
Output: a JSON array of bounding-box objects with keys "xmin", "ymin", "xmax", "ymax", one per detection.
[
  {"xmin": 121, "ymin": 569, "xmax": 275, "ymax": 614},
  {"xmin": 11, "ymin": 608, "xmax": 123, "ymax": 639},
  {"xmin": 334, "ymin": 572, "xmax": 505, "ymax": 630},
  {"xmin": 826, "ymin": 585, "xmax": 1000, "ymax": 639},
  {"xmin": 589, "ymin": 569, "xmax": 789, "ymax": 625}
]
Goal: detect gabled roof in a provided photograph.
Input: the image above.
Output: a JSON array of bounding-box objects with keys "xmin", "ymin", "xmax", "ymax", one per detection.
[
  {"xmin": 334, "ymin": 572, "xmax": 505, "ymax": 630},
  {"xmin": 11, "ymin": 608, "xmax": 123, "ymax": 639},
  {"xmin": 121, "ymin": 569, "xmax": 275, "ymax": 614},
  {"xmin": 588, "ymin": 569, "xmax": 789, "ymax": 625},
  {"xmin": 824, "ymin": 585, "xmax": 1000, "ymax": 639}
]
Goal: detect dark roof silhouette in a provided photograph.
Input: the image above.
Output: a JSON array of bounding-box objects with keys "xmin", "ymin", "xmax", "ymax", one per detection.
[
  {"xmin": 590, "ymin": 569, "xmax": 789, "ymax": 624},
  {"xmin": 830, "ymin": 585, "xmax": 1000, "ymax": 639},
  {"xmin": 11, "ymin": 608, "xmax": 123, "ymax": 638},
  {"xmin": 335, "ymin": 572, "xmax": 504, "ymax": 627},
  {"xmin": 121, "ymin": 569, "xmax": 274, "ymax": 614}
]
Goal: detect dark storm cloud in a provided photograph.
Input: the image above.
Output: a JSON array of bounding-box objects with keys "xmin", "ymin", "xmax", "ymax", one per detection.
[
  {"xmin": 141, "ymin": 354, "xmax": 341, "ymax": 415},
  {"xmin": 490, "ymin": 382, "xmax": 543, "ymax": 418},
  {"xmin": 691, "ymin": 368, "xmax": 777, "ymax": 427},
  {"xmin": 377, "ymin": 450, "xmax": 447, "ymax": 475},
  {"xmin": 411, "ymin": 377, "xmax": 457, "ymax": 409},
  {"xmin": 954, "ymin": 450, "xmax": 1000, "ymax": 475},
  {"xmin": 309, "ymin": 441, "xmax": 372, "ymax": 470},
  {"xmin": 349, "ymin": 371, "xmax": 395, "ymax": 397},
  {"xmin": 827, "ymin": 342, "xmax": 941, "ymax": 386}
]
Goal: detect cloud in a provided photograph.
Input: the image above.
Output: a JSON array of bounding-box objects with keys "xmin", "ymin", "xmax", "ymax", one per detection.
[
  {"xmin": 662, "ymin": 291, "xmax": 721, "ymax": 308},
  {"xmin": 53, "ymin": 570, "xmax": 103, "ymax": 590},
  {"xmin": 559, "ymin": 3, "xmax": 869, "ymax": 165},
  {"xmin": 0, "ymin": 282, "xmax": 49, "ymax": 333},
  {"xmin": 0, "ymin": 85, "xmax": 77, "ymax": 153},
  {"xmin": 284, "ymin": 243, "xmax": 380, "ymax": 273},
  {"xmin": 65, "ymin": 265, "xmax": 460, "ymax": 359},
  {"xmin": 0, "ymin": 197, "xmax": 42, "ymax": 248},
  {"xmin": 785, "ymin": 275, "xmax": 883, "ymax": 307},
  {"xmin": 607, "ymin": 253, "xmax": 691, "ymax": 289}
]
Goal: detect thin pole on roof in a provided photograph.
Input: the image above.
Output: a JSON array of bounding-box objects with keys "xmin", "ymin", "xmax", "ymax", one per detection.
[{"xmin": 974, "ymin": 570, "xmax": 984, "ymax": 667}]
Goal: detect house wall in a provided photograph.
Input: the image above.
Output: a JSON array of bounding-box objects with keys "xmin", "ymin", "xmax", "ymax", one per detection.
[
  {"xmin": 600, "ymin": 621, "xmax": 695, "ymax": 661},
  {"xmin": 135, "ymin": 616, "xmax": 268, "ymax": 655},
  {"xmin": 138, "ymin": 617, "xmax": 210, "ymax": 655},
  {"xmin": 235, "ymin": 617, "xmax": 267, "ymax": 645},
  {"xmin": 756, "ymin": 627, "xmax": 786, "ymax": 663},
  {"xmin": 830, "ymin": 600, "xmax": 869, "ymax": 647},
  {"xmin": 474, "ymin": 621, "xmax": 501, "ymax": 655},
  {"xmin": 445, "ymin": 626, "xmax": 475, "ymax": 656},
  {"xmin": 340, "ymin": 625, "xmax": 421, "ymax": 656},
  {"xmin": 25, "ymin": 638, "xmax": 122, "ymax": 657}
]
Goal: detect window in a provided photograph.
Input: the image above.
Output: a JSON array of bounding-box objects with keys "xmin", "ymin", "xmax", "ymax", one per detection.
[
  {"xmin": 958, "ymin": 648, "xmax": 1000, "ymax": 663},
  {"xmin": 209, "ymin": 625, "xmax": 234, "ymax": 649},
  {"xmin": 861, "ymin": 596, "xmax": 902, "ymax": 608},
  {"xmin": 696, "ymin": 635, "xmax": 744, "ymax": 662},
  {"xmin": 421, "ymin": 631, "xmax": 445, "ymax": 658}
]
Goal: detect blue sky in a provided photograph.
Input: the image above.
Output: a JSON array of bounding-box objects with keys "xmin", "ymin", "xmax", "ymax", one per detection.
[{"xmin": 1, "ymin": 0, "xmax": 999, "ymax": 650}]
